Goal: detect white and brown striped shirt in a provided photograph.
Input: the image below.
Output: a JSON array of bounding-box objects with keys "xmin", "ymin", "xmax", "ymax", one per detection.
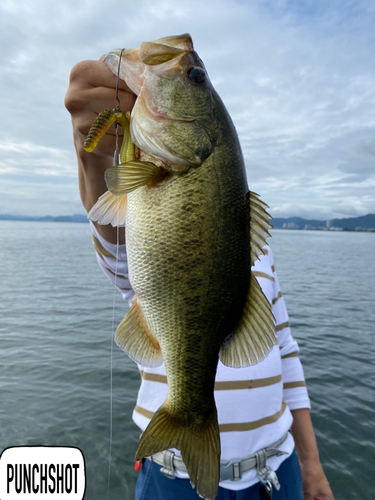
[{"xmin": 90, "ymin": 222, "xmax": 310, "ymax": 490}]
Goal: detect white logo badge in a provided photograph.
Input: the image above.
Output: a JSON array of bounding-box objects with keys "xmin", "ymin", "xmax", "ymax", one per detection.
[{"xmin": 0, "ymin": 447, "xmax": 86, "ymax": 499}]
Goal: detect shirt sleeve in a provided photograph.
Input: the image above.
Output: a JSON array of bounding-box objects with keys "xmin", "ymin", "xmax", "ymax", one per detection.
[
  {"xmin": 268, "ymin": 247, "xmax": 311, "ymax": 410},
  {"xmin": 90, "ymin": 222, "xmax": 135, "ymax": 303}
]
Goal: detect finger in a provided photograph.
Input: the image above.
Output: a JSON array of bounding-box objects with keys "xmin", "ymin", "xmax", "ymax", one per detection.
[
  {"xmin": 74, "ymin": 113, "xmax": 124, "ymax": 140},
  {"xmin": 66, "ymin": 85, "xmax": 136, "ymax": 116},
  {"xmin": 65, "ymin": 60, "xmax": 137, "ymax": 118},
  {"xmin": 68, "ymin": 60, "xmax": 134, "ymax": 94},
  {"xmin": 65, "ymin": 57, "xmax": 137, "ymax": 159}
]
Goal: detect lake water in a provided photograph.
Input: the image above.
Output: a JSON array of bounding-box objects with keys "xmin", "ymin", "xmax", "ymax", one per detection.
[{"xmin": 0, "ymin": 221, "xmax": 374, "ymax": 500}]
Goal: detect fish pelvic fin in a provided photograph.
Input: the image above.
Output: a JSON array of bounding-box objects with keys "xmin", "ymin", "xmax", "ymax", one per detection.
[
  {"xmin": 116, "ymin": 298, "xmax": 163, "ymax": 367},
  {"xmin": 105, "ymin": 161, "xmax": 161, "ymax": 195},
  {"xmin": 219, "ymin": 272, "xmax": 276, "ymax": 367},
  {"xmin": 248, "ymin": 191, "xmax": 273, "ymax": 267},
  {"xmin": 88, "ymin": 190, "xmax": 127, "ymax": 226},
  {"xmin": 136, "ymin": 403, "xmax": 220, "ymax": 500}
]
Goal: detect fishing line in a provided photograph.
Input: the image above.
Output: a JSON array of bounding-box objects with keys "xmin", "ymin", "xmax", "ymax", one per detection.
[
  {"xmin": 115, "ymin": 48, "xmax": 126, "ymax": 111},
  {"xmin": 106, "ymin": 217, "xmax": 120, "ymax": 500},
  {"xmin": 106, "ymin": 48, "xmax": 125, "ymax": 500},
  {"xmin": 113, "ymin": 48, "xmax": 125, "ymax": 167}
]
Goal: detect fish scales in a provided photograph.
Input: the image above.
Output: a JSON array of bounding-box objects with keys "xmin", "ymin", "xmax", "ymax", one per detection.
[
  {"xmin": 127, "ymin": 143, "xmax": 249, "ymax": 421},
  {"xmin": 87, "ymin": 33, "xmax": 276, "ymax": 499}
]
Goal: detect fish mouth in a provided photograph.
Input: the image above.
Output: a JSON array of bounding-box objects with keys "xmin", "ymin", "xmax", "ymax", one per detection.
[
  {"xmin": 104, "ymin": 47, "xmax": 144, "ymax": 96},
  {"xmin": 104, "ymin": 35, "xmax": 203, "ymax": 167},
  {"xmin": 103, "ymin": 34, "xmax": 197, "ymax": 121},
  {"xmin": 103, "ymin": 34, "xmax": 193, "ymax": 94}
]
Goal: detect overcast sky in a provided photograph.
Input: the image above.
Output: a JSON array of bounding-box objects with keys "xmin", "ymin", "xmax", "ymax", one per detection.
[{"xmin": 1, "ymin": 0, "xmax": 374, "ymax": 219}]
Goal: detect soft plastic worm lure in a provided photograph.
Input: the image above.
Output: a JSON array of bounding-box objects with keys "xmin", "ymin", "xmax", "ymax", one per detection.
[
  {"xmin": 84, "ymin": 109, "xmax": 137, "ymax": 163},
  {"xmin": 83, "ymin": 109, "xmax": 118, "ymax": 152},
  {"xmin": 83, "ymin": 48, "xmax": 138, "ymax": 164}
]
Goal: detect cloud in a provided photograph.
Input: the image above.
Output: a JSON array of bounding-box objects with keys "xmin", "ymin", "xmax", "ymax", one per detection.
[
  {"xmin": 0, "ymin": 175, "xmax": 82, "ymax": 217},
  {"xmin": 0, "ymin": 0, "xmax": 374, "ymax": 218},
  {"xmin": 0, "ymin": 141, "xmax": 76, "ymax": 177}
]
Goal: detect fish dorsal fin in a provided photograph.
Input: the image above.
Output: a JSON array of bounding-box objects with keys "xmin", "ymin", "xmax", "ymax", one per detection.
[
  {"xmin": 219, "ymin": 272, "xmax": 276, "ymax": 367},
  {"xmin": 248, "ymin": 191, "xmax": 272, "ymax": 267},
  {"xmin": 88, "ymin": 190, "xmax": 127, "ymax": 227},
  {"xmin": 105, "ymin": 161, "xmax": 161, "ymax": 195},
  {"xmin": 115, "ymin": 298, "xmax": 163, "ymax": 367}
]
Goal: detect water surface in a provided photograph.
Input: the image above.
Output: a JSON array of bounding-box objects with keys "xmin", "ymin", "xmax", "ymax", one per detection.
[{"xmin": 0, "ymin": 222, "xmax": 373, "ymax": 499}]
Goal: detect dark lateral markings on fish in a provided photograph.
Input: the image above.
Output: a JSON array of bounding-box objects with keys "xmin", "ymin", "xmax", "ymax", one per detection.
[{"xmin": 0, "ymin": 446, "xmax": 86, "ymax": 499}]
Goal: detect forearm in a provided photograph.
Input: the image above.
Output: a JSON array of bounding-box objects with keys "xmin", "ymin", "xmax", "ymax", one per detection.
[
  {"xmin": 291, "ymin": 408, "xmax": 334, "ymax": 500},
  {"xmin": 290, "ymin": 408, "xmax": 320, "ymax": 463}
]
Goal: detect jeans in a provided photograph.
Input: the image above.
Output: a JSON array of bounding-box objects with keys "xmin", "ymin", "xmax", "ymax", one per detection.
[{"xmin": 135, "ymin": 450, "xmax": 303, "ymax": 500}]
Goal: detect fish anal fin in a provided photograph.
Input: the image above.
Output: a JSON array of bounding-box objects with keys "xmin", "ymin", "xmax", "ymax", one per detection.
[
  {"xmin": 88, "ymin": 190, "xmax": 127, "ymax": 227},
  {"xmin": 248, "ymin": 191, "xmax": 273, "ymax": 266},
  {"xmin": 136, "ymin": 403, "xmax": 220, "ymax": 500},
  {"xmin": 115, "ymin": 298, "xmax": 163, "ymax": 367},
  {"xmin": 105, "ymin": 161, "xmax": 161, "ymax": 195},
  {"xmin": 219, "ymin": 272, "xmax": 276, "ymax": 368}
]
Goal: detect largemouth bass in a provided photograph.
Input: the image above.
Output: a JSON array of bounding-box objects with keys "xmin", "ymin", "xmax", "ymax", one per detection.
[{"xmin": 88, "ymin": 34, "xmax": 276, "ymax": 499}]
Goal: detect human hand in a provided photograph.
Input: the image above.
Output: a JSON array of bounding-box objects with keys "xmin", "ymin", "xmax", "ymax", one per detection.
[
  {"xmin": 300, "ymin": 458, "xmax": 334, "ymax": 500},
  {"xmin": 65, "ymin": 57, "xmax": 136, "ymax": 240},
  {"xmin": 65, "ymin": 57, "xmax": 136, "ymax": 159}
]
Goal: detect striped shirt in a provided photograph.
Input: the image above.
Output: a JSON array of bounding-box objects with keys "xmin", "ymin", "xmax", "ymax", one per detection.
[{"xmin": 90, "ymin": 222, "xmax": 310, "ymax": 490}]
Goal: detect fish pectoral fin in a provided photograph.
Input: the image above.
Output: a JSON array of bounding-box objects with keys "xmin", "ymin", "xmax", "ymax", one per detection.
[
  {"xmin": 136, "ymin": 403, "xmax": 220, "ymax": 500},
  {"xmin": 115, "ymin": 298, "xmax": 163, "ymax": 367},
  {"xmin": 105, "ymin": 161, "xmax": 161, "ymax": 195},
  {"xmin": 248, "ymin": 191, "xmax": 273, "ymax": 266},
  {"xmin": 88, "ymin": 190, "xmax": 127, "ymax": 227},
  {"xmin": 219, "ymin": 272, "xmax": 276, "ymax": 367},
  {"xmin": 88, "ymin": 160, "xmax": 159, "ymax": 225}
]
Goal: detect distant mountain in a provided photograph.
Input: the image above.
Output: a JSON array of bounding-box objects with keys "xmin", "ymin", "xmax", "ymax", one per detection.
[
  {"xmin": 329, "ymin": 214, "xmax": 375, "ymax": 230},
  {"xmin": 0, "ymin": 214, "xmax": 88, "ymax": 223},
  {"xmin": 1, "ymin": 212, "xmax": 375, "ymax": 230},
  {"xmin": 272, "ymin": 213, "xmax": 375, "ymax": 230}
]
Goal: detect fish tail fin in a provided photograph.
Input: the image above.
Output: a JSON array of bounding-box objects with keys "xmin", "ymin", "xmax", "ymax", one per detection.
[{"xmin": 136, "ymin": 403, "xmax": 220, "ymax": 499}]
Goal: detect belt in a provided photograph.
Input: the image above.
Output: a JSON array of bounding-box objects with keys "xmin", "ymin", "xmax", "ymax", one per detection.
[{"xmin": 147, "ymin": 431, "xmax": 289, "ymax": 482}]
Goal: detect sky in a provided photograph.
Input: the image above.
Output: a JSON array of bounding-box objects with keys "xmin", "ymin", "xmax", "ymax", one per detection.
[{"xmin": 1, "ymin": 0, "xmax": 375, "ymax": 220}]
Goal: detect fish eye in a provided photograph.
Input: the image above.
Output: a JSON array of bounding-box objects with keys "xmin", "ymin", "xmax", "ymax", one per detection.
[{"xmin": 187, "ymin": 67, "xmax": 206, "ymax": 84}]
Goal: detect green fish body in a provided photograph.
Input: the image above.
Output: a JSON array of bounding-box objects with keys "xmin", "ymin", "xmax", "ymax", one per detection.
[{"xmin": 89, "ymin": 34, "xmax": 275, "ymax": 499}]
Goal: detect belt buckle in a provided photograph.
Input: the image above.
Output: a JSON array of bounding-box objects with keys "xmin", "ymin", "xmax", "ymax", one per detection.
[
  {"xmin": 257, "ymin": 466, "xmax": 280, "ymax": 491},
  {"xmin": 257, "ymin": 465, "xmax": 280, "ymax": 500},
  {"xmin": 259, "ymin": 479, "xmax": 273, "ymax": 500},
  {"xmin": 220, "ymin": 459, "xmax": 242, "ymax": 481}
]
